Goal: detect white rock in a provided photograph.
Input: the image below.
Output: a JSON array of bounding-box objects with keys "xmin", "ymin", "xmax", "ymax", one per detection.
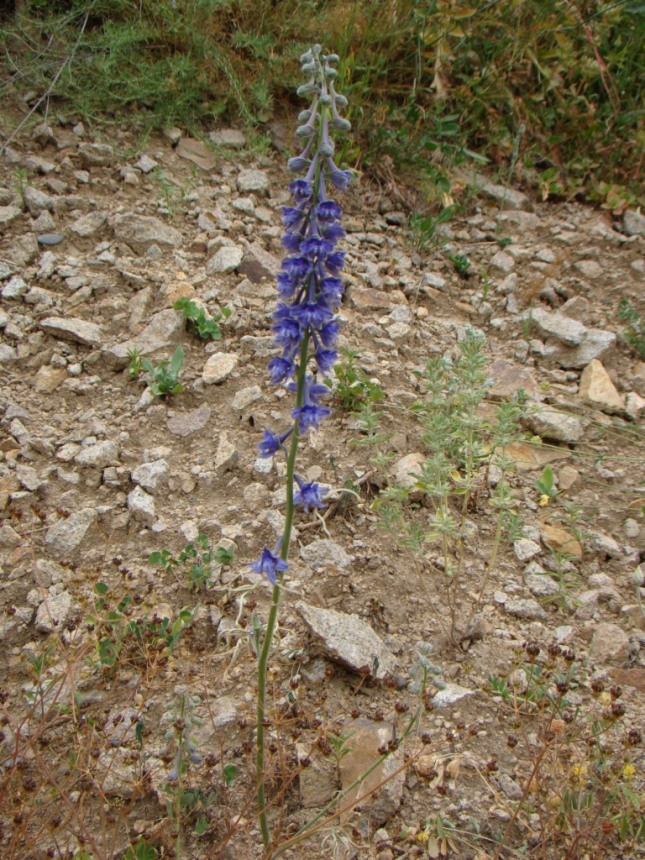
[
  {"xmin": 202, "ymin": 352, "xmax": 238, "ymax": 384},
  {"xmin": 40, "ymin": 316, "xmax": 103, "ymax": 347},
  {"xmin": 209, "ymin": 128, "xmax": 247, "ymax": 149},
  {"xmin": 514, "ymin": 539, "xmax": 542, "ymax": 562},
  {"xmin": 131, "ymin": 459, "xmax": 169, "ymax": 493},
  {"xmin": 527, "ymin": 307, "xmax": 586, "ymax": 346},
  {"xmin": 45, "ymin": 509, "xmax": 97, "ymax": 560},
  {"xmin": 206, "ymin": 244, "xmax": 244, "ymax": 274},
  {"xmin": 2, "ymin": 276, "xmax": 28, "ymax": 299},
  {"xmin": 525, "ymin": 406, "xmax": 585, "ymax": 444},
  {"xmin": 579, "ymin": 360, "xmax": 624, "ymax": 414},
  {"xmin": 127, "ymin": 486, "xmax": 156, "ymax": 525},
  {"xmin": 75, "ymin": 440, "xmax": 119, "ymax": 468},
  {"xmin": 113, "ymin": 214, "xmax": 181, "ymax": 248},
  {"xmin": 574, "ymin": 259, "xmax": 602, "ymax": 279},
  {"xmin": 70, "ymin": 211, "xmax": 107, "ymax": 238},
  {"xmin": 35, "ymin": 591, "xmax": 73, "ymax": 633},
  {"xmin": 490, "ymin": 250, "xmax": 515, "ymax": 273},
  {"xmin": 231, "ymin": 384, "xmax": 262, "ymax": 410},
  {"xmin": 236, "ymin": 169, "xmax": 270, "ymax": 193}
]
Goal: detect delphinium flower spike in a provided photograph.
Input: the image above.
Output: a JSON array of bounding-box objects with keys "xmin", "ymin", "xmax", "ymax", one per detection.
[{"xmin": 253, "ymin": 45, "xmax": 352, "ymax": 851}]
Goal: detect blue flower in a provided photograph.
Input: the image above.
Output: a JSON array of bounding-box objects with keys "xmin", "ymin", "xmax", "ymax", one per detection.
[
  {"xmin": 289, "ymin": 179, "xmax": 312, "ymax": 201},
  {"xmin": 314, "ymin": 348, "xmax": 338, "ymax": 374},
  {"xmin": 267, "ymin": 356, "xmax": 295, "ymax": 384},
  {"xmin": 281, "ymin": 232, "xmax": 304, "ymax": 253},
  {"xmin": 251, "ymin": 547, "xmax": 288, "ymax": 585},
  {"xmin": 292, "ymin": 403, "xmax": 331, "ymax": 433},
  {"xmin": 294, "ymin": 477, "xmax": 329, "ymax": 511},
  {"xmin": 325, "ymin": 251, "xmax": 346, "ymax": 274},
  {"xmin": 326, "ymin": 158, "xmax": 353, "ymax": 190},
  {"xmin": 258, "ymin": 428, "xmax": 291, "ymax": 457},
  {"xmin": 317, "ymin": 200, "xmax": 342, "ymax": 223}
]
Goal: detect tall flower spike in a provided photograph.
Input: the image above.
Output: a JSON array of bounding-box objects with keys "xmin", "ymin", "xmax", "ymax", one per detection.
[{"xmin": 254, "ymin": 48, "xmax": 353, "ymax": 853}]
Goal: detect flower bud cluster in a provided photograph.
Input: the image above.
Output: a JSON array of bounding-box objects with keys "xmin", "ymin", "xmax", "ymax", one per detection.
[{"xmin": 251, "ymin": 46, "xmax": 352, "ymax": 586}]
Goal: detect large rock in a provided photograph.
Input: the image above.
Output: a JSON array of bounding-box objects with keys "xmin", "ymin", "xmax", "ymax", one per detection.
[
  {"xmin": 579, "ymin": 360, "xmax": 625, "ymax": 414},
  {"xmin": 75, "ymin": 440, "xmax": 119, "ymax": 468},
  {"xmin": 295, "ymin": 602, "xmax": 397, "ymax": 681},
  {"xmin": 300, "ymin": 539, "xmax": 352, "ymax": 571},
  {"xmin": 45, "ymin": 509, "xmax": 97, "ymax": 560},
  {"xmin": 35, "ymin": 591, "xmax": 73, "ymax": 633},
  {"xmin": 590, "ymin": 622, "xmax": 630, "ymax": 665},
  {"xmin": 527, "ymin": 307, "xmax": 586, "ymax": 346},
  {"xmin": 131, "ymin": 459, "xmax": 169, "ymax": 493},
  {"xmin": 540, "ymin": 523, "xmax": 583, "ymax": 559},
  {"xmin": 78, "ymin": 143, "xmax": 114, "ymax": 166},
  {"xmin": 103, "ymin": 309, "xmax": 184, "ymax": 368},
  {"xmin": 236, "ymin": 169, "xmax": 270, "ymax": 193},
  {"xmin": 167, "ymin": 405, "xmax": 212, "ymax": 437},
  {"xmin": 40, "ymin": 317, "xmax": 103, "ymax": 347},
  {"xmin": 206, "ymin": 244, "xmax": 244, "ymax": 274},
  {"xmin": 554, "ymin": 328, "xmax": 616, "ymax": 370},
  {"xmin": 237, "ymin": 243, "xmax": 281, "ymax": 282},
  {"xmin": 70, "ymin": 211, "xmax": 108, "ymax": 238},
  {"xmin": 0, "ymin": 205, "xmax": 22, "ymax": 230},
  {"xmin": 488, "ymin": 360, "xmax": 539, "ymax": 400},
  {"xmin": 338, "ymin": 719, "xmax": 404, "ymax": 830},
  {"xmin": 525, "ymin": 406, "xmax": 585, "ymax": 444},
  {"xmin": 113, "ymin": 214, "xmax": 182, "ymax": 248},
  {"xmin": 202, "ymin": 352, "xmax": 238, "ymax": 384}
]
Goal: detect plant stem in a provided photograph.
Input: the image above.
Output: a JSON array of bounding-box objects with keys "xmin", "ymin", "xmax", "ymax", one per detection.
[{"xmin": 256, "ymin": 336, "xmax": 309, "ymax": 851}]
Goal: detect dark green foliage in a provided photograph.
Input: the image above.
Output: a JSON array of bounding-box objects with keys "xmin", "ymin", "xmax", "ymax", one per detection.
[
  {"xmin": 140, "ymin": 346, "xmax": 184, "ymax": 398},
  {"xmin": 327, "ymin": 348, "xmax": 384, "ymax": 413},
  {"xmin": 149, "ymin": 533, "xmax": 234, "ymax": 591},
  {"xmin": 0, "ymin": 1, "xmax": 642, "ymax": 195},
  {"xmin": 174, "ymin": 297, "xmax": 231, "ymax": 341}
]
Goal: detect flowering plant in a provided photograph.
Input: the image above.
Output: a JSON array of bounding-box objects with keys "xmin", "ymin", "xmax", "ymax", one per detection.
[{"xmin": 252, "ymin": 44, "xmax": 352, "ymax": 850}]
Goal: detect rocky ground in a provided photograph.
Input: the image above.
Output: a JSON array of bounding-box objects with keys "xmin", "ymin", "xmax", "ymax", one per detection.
[{"xmin": 0, "ymin": 117, "xmax": 644, "ymax": 860}]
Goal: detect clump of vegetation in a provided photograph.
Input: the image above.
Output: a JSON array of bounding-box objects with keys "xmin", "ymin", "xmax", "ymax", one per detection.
[
  {"xmin": 174, "ymin": 297, "xmax": 231, "ymax": 342},
  {"xmin": 1, "ymin": 0, "xmax": 642, "ymax": 199},
  {"xmin": 149, "ymin": 534, "xmax": 234, "ymax": 591},
  {"xmin": 141, "ymin": 345, "xmax": 184, "ymax": 398},
  {"xmin": 618, "ymin": 299, "xmax": 645, "ymax": 359},
  {"xmin": 327, "ymin": 348, "xmax": 384, "ymax": 413}
]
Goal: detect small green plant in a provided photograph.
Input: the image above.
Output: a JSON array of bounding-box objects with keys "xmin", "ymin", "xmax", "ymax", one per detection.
[
  {"xmin": 149, "ymin": 534, "xmax": 234, "ymax": 591},
  {"xmin": 618, "ymin": 299, "xmax": 645, "ymax": 359},
  {"xmin": 448, "ymin": 252, "xmax": 471, "ymax": 277},
  {"xmin": 327, "ymin": 349, "xmax": 384, "ymax": 412},
  {"xmin": 123, "ymin": 838, "xmax": 159, "ymax": 860},
  {"xmin": 127, "ymin": 347, "xmax": 143, "ymax": 379},
  {"xmin": 409, "ymin": 205, "xmax": 456, "ymax": 248},
  {"xmin": 141, "ymin": 345, "xmax": 184, "ymax": 397},
  {"xmin": 174, "ymin": 297, "xmax": 231, "ymax": 341},
  {"xmin": 535, "ymin": 464, "xmax": 558, "ymax": 507},
  {"xmin": 90, "ymin": 581, "xmax": 192, "ymax": 672}
]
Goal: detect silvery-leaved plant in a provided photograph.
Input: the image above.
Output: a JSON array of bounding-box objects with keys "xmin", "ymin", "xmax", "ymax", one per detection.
[{"xmin": 252, "ymin": 44, "xmax": 352, "ymax": 851}]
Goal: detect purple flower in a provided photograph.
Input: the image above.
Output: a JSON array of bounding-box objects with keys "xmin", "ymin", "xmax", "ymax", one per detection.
[
  {"xmin": 326, "ymin": 158, "xmax": 353, "ymax": 190},
  {"xmin": 281, "ymin": 232, "xmax": 303, "ymax": 253},
  {"xmin": 301, "ymin": 236, "xmax": 332, "ymax": 260},
  {"xmin": 292, "ymin": 403, "xmax": 331, "ymax": 433},
  {"xmin": 318, "ymin": 319, "xmax": 341, "ymax": 347},
  {"xmin": 282, "ymin": 206, "xmax": 306, "ymax": 228},
  {"xmin": 294, "ymin": 477, "xmax": 329, "ymax": 511},
  {"xmin": 251, "ymin": 547, "xmax": 288, "ymax": 585},
  {"xmin": 267, "ymin": 356, "xmax": 295, "ymax": 384},
  {"xmin": 325, "ymin": 251, "xmax": 346, "ymax": 274},
  {"xmin": 317, "ymin": 200, "xmax": 342, "ymax": 223},
  {"xmin": 322, "ymin": 222, "xmax": 345, "ymax": 244},
  {"xmin": 314, "ymin": 348, "xmax": 338, "ymax": 374},
  {"xmin": 282, "ymin": 256, "xmax": 311, "ymax": 280},
  {"xmin": 258, "ymin": 428, "xmax": 291, "ymax": 457},
  {"xmin": 289, "ymin": 179, "xmax": 312, "ymax": 201},
  {"xmin": 294, "ymin": 301, "xmax": 334, "ymax": 329},
  {"xmin": 320, "ymin": 276, "xmax": 344, "ymax": 305}
]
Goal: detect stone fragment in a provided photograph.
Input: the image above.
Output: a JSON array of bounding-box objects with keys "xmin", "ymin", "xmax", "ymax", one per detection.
[
  {"xmin": 625, "ymin": 391, "xmax": 645, "ymax": 420},
  {"xmin": 78, "ymin": 143, "xmax": 114, "ymax": 166},
  {"xmin": 513, "ymin": 539, "xmax": 542, "ymax": 562},
  {"xmin": 45, "ymin": 509, "xmax": 97, "ymax": 560},
  {"xmin": 588, "ymin": 530, "xmax": 622, "ymax": 558},
  {"xmin": 350, "ymin": 287, "xmax": 392, "ymax": 310},
  {"xmin": 390, "ymin": 453, "xmax": 425, "ymax": 490},
  {"xmin": 297, "ymin": 742, "xmax": 338, "ymax": 808},
  {"xmin": 623, "ymin": 209, "xmax": 645, "ymax": 236},
  {"xmin": 75, "ymin": 440, "xmax": 119, "ymax": 469},
  {"xmin": 70, "ymin": 211, "xmax": 107, "ymax": 238},
  {"xmin": 0, "ymin": 205, "xmax": 22, "ymax": 229},
  {"xmin": 237, "ymin": 169, "xmax": 270, "ymax": 193},
  {"xmin": 237, "ymin": 242, "xmax": 281, "ymax": 282},
  {"xmin": 300, "ymin": 539, "xmax": 352, "ymax": 571},
  {"xmin": 525, "ymin": 573, "xmax": 559, "ymax": 597},
  {"xmin": 206, "ymin": 244, "xmax": 244, "ymax": 274},
  {"xmin": 527, "ymin": 307, "xmax": 586, "ymax": 346},
  {"xmin": 37, "ymin": 233, "xmax": 64, "ymax": 246},
  {"xmin": 590, "ymin": 622, "xmax": 630, "ymax": 665},
  {"xmin": 35, "ymin": 591, "xmax": 73, "ymax": 633},
  {"xmin": 40, "ymin": 316, "xmax": 102, "ymax": 347},
  {"xmin": 0, "ymin": 344, "xmax": 17, "ymax": 362},
  {"xmin": 231, "ymin": 384, "xmax": 262, "ymax": 410},
  {"xmin": 579, "ymin": 360, "xmax": 624, "ymax": 414},
  {"xmin": 202, "ymin": 352, "xmax": 238, "ymax": 384},
  {"xmin": 574, "ymin": 259, "xmax": 602, "ymax": 279},
  {"xmin": 295, "ymin": 602, "xmax": 397, "ymax": 680},
  {"xmin": 478, "ymin": 180, "xmax": 532, "ymax": 211},
  {"xmin": 540, "ymin": 523, "xmax": 583, "ymax": 559},
  {"xmin": 432, "ymin": 683, "xmax": 475, "ymax": 707},
  {"xmin": 490, "ymin": 250, "xmax": 515, "ymax": 273},
  {"xmin": 488, "ymin": 360, "xmax": 539, "ymax": 400},
  {"xmin": 525, "ymin": 407, "xmax": 584, "ymax": 444},
  {"xmin": 113, "ymin": 214, "xmax": 182, "ymax": 248},
  {"xmin": 213, "ymin": 433, "xmax": 238, "ymax": 474},
  {"xmin": 176, "ymin": 137, "xmax": 216, "ymax": 170},
  {"xmin": 8, "ymin": 234, "xmax": 39, "ymax": 265},
  {"xmin": 505, "ymin": 598, "xmax": 548, "ymax": 621},
  {"xmin": 209, "ymin": 128, "xmax": 247, "ymax": 149},
  {"xmin": 555, "ymin": 328, "xmax": 616, "ymax": 370},
  {"xmin": 167, "ymin": 405, "xmax": 211, "ymax": 437},
  {"xmin": 104, "ymin": 309, "xmax": 184, "ymax": 368},
  {"xmin": 131, "ymin": 460, "xmax": 169, "ymax": 493},
  {"xmin": 338, "ymin": 719, "xmax": 404, "ymax": 829},
  {"xmin": 2, "ymin": 275, "xmax": 27, "ymax": 299},
  {"xmin": 134, "ymin": 154, "xmax": 158, "ymax": 173},
  {"xmin": 23, "ymin": 186, "xmax": 55, "ymax": 215},
  {"xmin": 127, "ymin": 486, "xmax": 156, "ymax": 525}
]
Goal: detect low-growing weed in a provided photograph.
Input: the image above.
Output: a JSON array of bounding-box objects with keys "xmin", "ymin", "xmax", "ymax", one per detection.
[
  {"xmin": 448, "ymin": 252, "xmax": 471, "ymax": 277},
  {"xmin": 149, "ymin": 533, "xmax": 234, "ymax": 591},
  {"xmin": 127, "ymin": 347, "xmax": 143, "ymax": 379},
  {"xmin": 174, "ymin": 296, "xmax": 231, "ymax": 341},
  {"xmin": 327, "ymin": 348, "xmax": 384, "ymax": 412},
  {"xmin": 618, "ymin": 299, "xmax": 645, "ymax": 359},
  {"xmin": 141, "ymin": 345, "xmax": 184, "ymax": 397}
]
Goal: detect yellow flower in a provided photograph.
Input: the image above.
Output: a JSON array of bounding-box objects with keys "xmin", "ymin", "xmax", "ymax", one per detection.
[
  {"xmin": 598, "ymin": 691, "xmax": 612, "ymax": 706},
  {"xmin": 622, "ymin": 762, "xmax": 636, "ymax": 780},
  {"xmin": 539, "ymin": 494, "xmax": 550, "ymax": 507}
]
